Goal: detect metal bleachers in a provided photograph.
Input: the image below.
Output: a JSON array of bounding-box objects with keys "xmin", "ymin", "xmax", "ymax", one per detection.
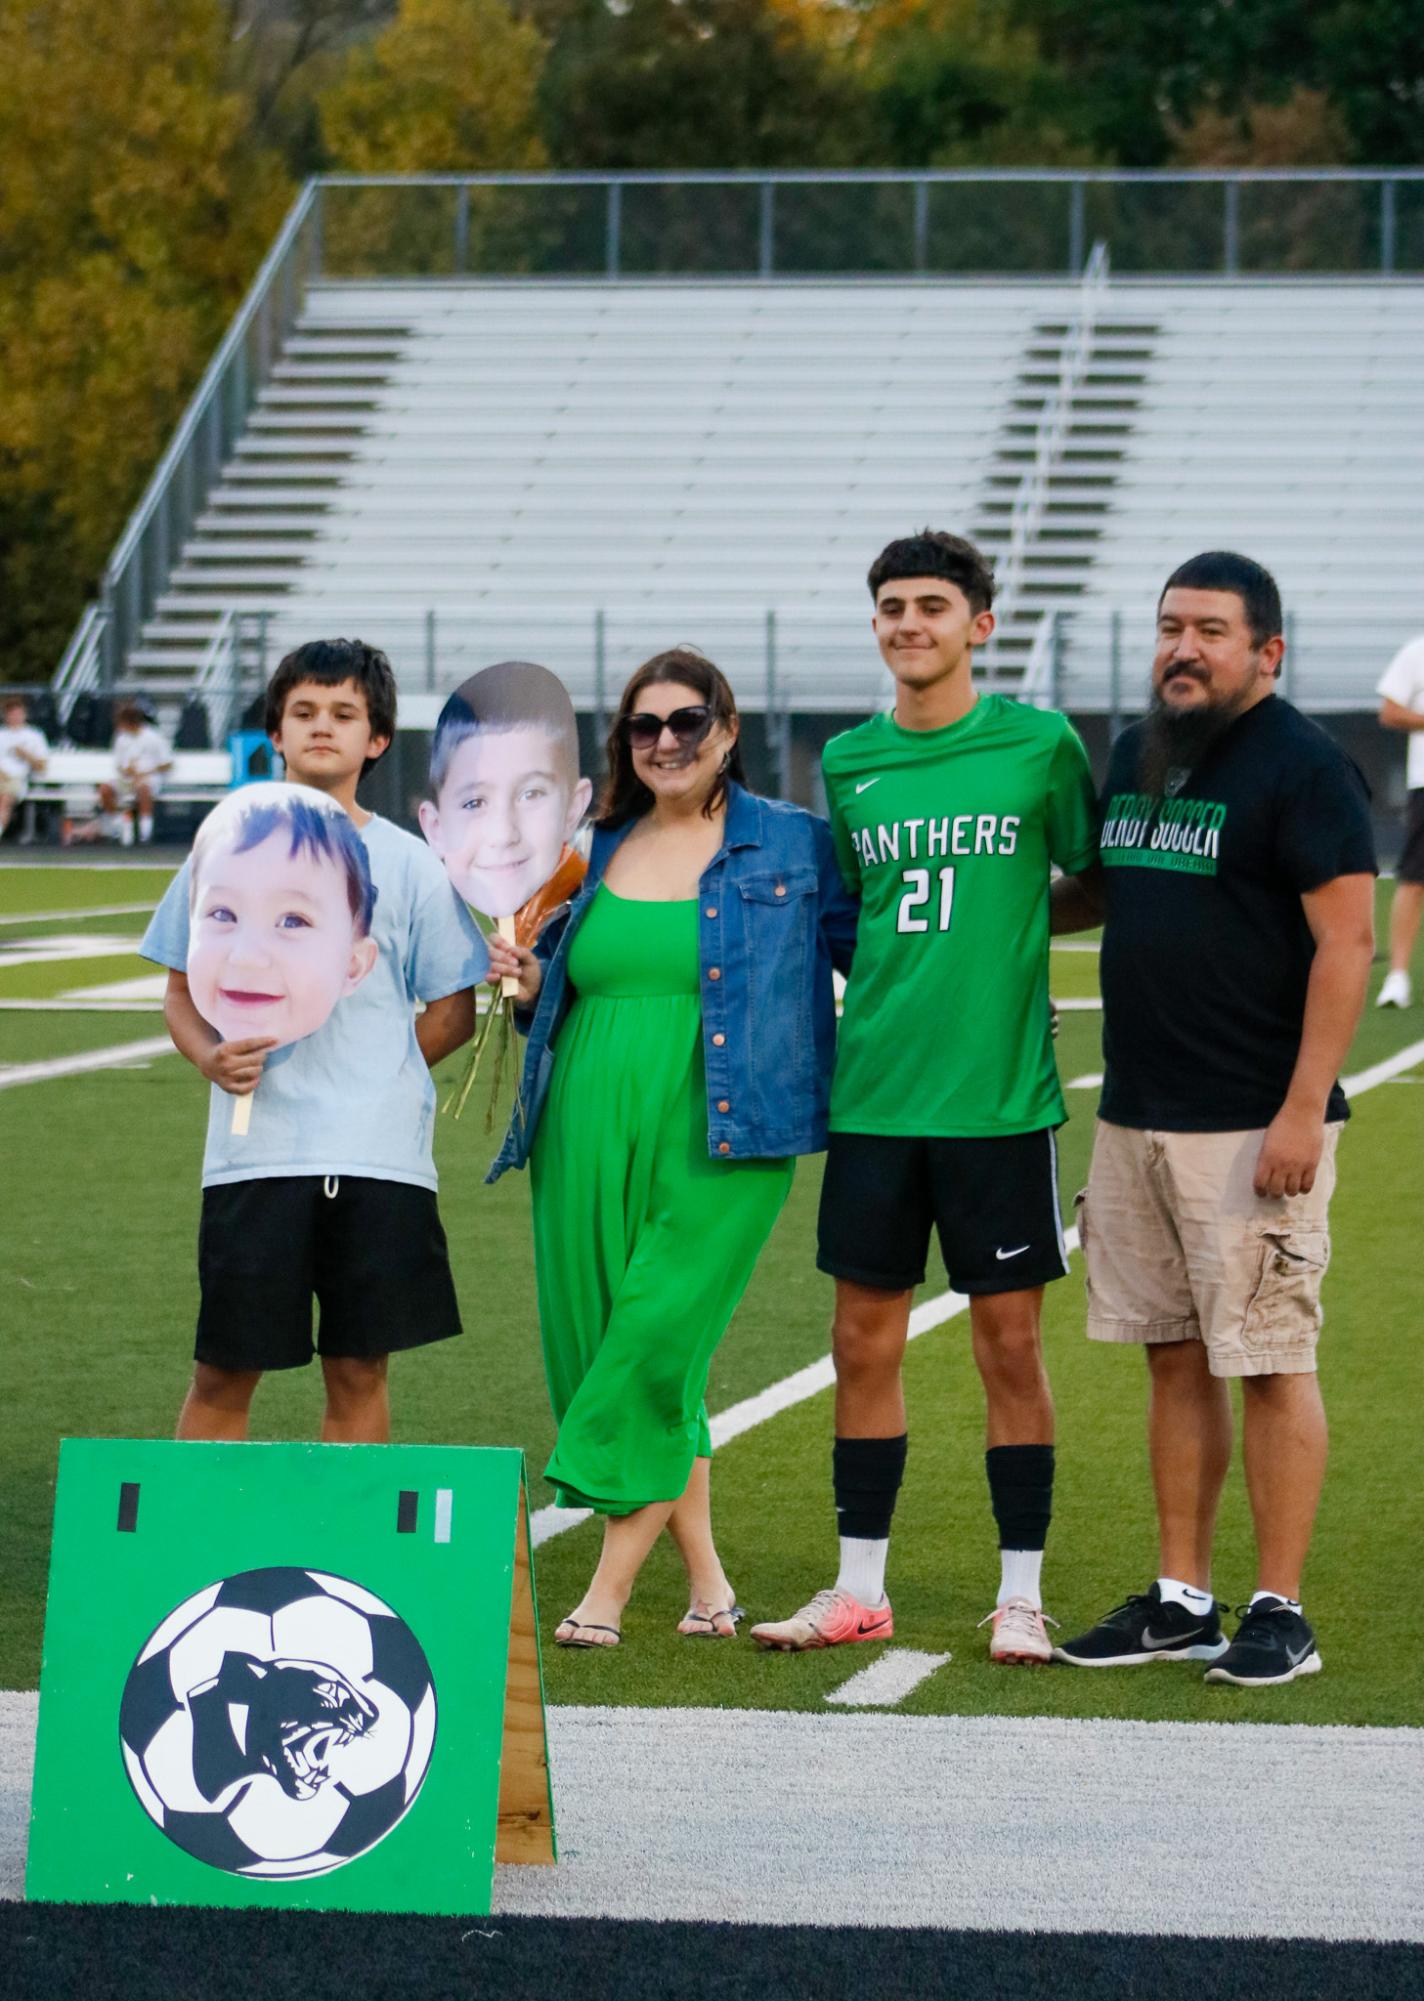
[{"xmin": 58, "ymin": 178, "xmax": 1424, "ymax": 731}]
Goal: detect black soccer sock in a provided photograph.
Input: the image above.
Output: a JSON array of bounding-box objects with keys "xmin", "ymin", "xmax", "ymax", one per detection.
[
  {"xmin": 833, "ymin": 1433, "xmax": 908, "ymax": 1541},
  {"xmin": 985, "ymin": 1443, "xmax": 1055, "ymax": 1550}
]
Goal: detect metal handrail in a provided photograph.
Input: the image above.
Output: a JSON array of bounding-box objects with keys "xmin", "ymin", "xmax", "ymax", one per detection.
[
  {"xmin": 192, "ymin": 610, "xmax": 243, "ymax": 744},
  {"xmin": 987, "ymin": 241, "xmax": 1110, "ymax": 660},
  {"xmin": 93, "ymin": 182, "xmax": 322, "ymax": 688},
  {"xmin": 52, "ymin": 602, "xmax": 107, "ymax": 702}
]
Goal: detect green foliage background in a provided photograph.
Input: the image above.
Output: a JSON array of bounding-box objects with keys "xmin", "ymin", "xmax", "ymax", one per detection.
[{"xmin": 2, "ymin": 0, "xmax": 1421, "ymax": 686}]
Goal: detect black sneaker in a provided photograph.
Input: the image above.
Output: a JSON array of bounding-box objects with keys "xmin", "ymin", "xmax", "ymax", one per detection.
[
  {"xmin": 1204, "ymin": 1598, "xmax": 1322, "ymax": 1687},
  {"xmin": 1052, "ymin": 1583, "xmax": 1229, "ymax": 1667}
]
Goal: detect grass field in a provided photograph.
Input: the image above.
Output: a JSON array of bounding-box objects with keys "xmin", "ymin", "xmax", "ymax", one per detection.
[{"xmin": 4, "ymin": 862, "xmax": 1422, "ymax": 1730}]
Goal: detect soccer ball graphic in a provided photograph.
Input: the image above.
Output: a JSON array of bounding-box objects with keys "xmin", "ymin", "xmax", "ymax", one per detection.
[{"xmin": 118, "ymin": 1568, "xmax": 437, "ymax": 1878}]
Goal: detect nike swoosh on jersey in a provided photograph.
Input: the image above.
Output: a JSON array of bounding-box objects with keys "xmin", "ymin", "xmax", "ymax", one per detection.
[
  {"xmin": 854, "ymin": 778, "xmax": 880, "ymax": 794},
  {"xmin": 995, "ymin": 1244, "xmax": 1031, "ymax": 1260}
]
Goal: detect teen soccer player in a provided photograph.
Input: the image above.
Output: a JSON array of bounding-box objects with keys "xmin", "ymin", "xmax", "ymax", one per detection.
[
  {"xmin": 751, "ymin": 531, "xmax": 1098, "ymax": 1663},
  {"xmin": 142, "ymin": 638, "xmax": 488, "ymax": 1443}
]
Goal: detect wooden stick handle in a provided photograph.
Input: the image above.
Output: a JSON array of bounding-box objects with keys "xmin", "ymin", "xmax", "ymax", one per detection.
[
  {"xmin": 231, "ymin": 1092, "xmax": 253, "ymax": 1136},
  {"xmin": 497, "ymin": 914, "xmax": 519, "ymax": 1000}
]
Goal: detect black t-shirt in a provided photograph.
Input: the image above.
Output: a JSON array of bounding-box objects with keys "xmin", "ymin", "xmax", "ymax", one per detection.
[{"xmin": 1098, "ymin": 695, "xmax": 1376, "ymax": 1132}]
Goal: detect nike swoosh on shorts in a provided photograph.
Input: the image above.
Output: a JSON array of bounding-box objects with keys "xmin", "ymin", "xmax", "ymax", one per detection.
[{"xmin": 995, "ymin": 1244, "xmax": 1030, "ymax": 1260}]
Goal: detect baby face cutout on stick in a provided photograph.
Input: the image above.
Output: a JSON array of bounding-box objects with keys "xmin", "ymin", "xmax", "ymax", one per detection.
[
  {"xmin": 419, "ymin": 661, "xmax": 592, "ymax": 922},
  {"xmin": 187, "ymin": 781, "xmax": 379, "ymax": 1051}
]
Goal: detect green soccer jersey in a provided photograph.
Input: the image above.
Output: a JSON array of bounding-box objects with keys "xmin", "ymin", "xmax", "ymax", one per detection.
[{"xmin": 825, "ymin": 694, "xmax": 1099, "ymax": 1138}]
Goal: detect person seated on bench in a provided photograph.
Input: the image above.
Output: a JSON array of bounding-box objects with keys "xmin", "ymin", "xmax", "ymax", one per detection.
[
  {"xmin": 0, "ymin": 695, "xmax": 49, "ymax": 841},
  {"xmin": 96, "ymin": 701, "xmax": 173, "ymax": 845}
]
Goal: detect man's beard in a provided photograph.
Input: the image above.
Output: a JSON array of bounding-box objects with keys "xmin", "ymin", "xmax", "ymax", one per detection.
[{"xmin": 1137, "ymin": 680, "xmax": 1254, "ymax": 797}]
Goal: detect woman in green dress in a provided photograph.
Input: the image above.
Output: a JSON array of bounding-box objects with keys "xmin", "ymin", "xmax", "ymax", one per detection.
[{"xmin": 487, "ymin": 650, "xmax": 858, "ymax": 1646}]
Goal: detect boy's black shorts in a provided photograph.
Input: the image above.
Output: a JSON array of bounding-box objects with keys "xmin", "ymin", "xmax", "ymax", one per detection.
[
  {"xmin": 816, "ymin": 1129, "xmax": 1070, "ymax": 1296},
  {"xmin": 196, "ymin": 1175, "xmax": 462, "ymax": 1372}
]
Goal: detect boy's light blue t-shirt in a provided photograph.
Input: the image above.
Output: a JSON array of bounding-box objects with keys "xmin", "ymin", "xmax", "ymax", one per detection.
[{"xmin": 142, "ymin": 814, "xmax": 488, "ymax": 1190}]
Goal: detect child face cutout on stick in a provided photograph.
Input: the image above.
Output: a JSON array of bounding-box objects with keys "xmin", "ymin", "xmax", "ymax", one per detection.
[
  {"xmin": 187, "ymin": 784, "xmax": 378, "ymax": 1048},
  {"xmin": 421, "ymin": 662, "xmax": 591, "ymax": 921}
]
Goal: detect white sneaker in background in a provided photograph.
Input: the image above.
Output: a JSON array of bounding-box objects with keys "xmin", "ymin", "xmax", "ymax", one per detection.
[{"xmin": 1376, "ymin": 969, "xmax": 1413, "ymax": 1009}]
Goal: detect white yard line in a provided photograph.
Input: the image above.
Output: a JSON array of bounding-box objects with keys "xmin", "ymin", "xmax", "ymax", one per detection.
[
  {"xmin": 1066, "ymin": 1072, "xmax": 1104, "ymax": 1089},
  {"xmin": 0, "ymin": 901, "xmax": 158, "ymax": 927},
  {"xmin": 530, "ymin": 1243, "xmax": 1074, "ymax": 1548},
  {"xmin": 0, "ymin": 1037, "xmax": 175, "ymax": 1089},
  {"xmin": 1342, "ymin": 1036, "xmax": 1424, "ymax": 1095},
  {"xmin": 0, "ymin": 933, "xmax": 144, "ymax": 967},
  {"xmin": 824, "ymin": 1648, "xmax": 953, "ymax": 1707},
  {"xmin": 528, "ymin": 1034, "xmax": 1424, "ymax": 1555},
  {"xmin": 0, "ymin": 999, "xmax": 165, "ymax": 1013}
]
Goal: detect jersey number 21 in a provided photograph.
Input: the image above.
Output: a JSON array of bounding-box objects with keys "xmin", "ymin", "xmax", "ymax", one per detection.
[{"xmin": 896, "ymin": 866, "xmax": 956, "ymax": 934}]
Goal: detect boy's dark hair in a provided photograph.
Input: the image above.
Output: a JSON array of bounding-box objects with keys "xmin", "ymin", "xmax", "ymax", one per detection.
[
  {"xmin": 598, "ymin": 646, "xmax": 746, "ymax": 829},
  {"xmin": 265, "ymin": 639, "xmax": 397, "ymax": 774},
  {"xmin": 1159, "ymin": 551, "xmax": 1283, "ymax": 650},
  {"xmin": 114, "ymin": 700, "xmax": 147, "ymax": 730},
  {"xmin": 191, "ymin": 792, "xmax": 377, "ymax": 935},
  {"xmin": 429, "ymin": 660, "xmax": 580, "ymax": 795},
  {"xmin": 867, "ymin": 530, "xmax": 995, "ymax": 614}
]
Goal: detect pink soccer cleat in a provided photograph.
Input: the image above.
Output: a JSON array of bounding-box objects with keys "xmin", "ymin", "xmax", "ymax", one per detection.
[
  {"xmin": 979, "ymin": 1595, "xmax": 1058, "ymax": 1665},
  {"xmin": 750, "ymin": 1587, "xmax": 894, "ymax": 1652}
]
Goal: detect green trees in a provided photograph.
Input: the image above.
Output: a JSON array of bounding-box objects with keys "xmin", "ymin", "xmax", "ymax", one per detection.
[{"xmin": 1, "ymin": 0, "xmax": 1418, "ymax": 684}]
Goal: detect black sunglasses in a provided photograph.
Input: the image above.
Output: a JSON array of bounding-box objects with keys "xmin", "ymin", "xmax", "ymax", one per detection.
[{"xmin": 621, "ymin": 704, "xmax": 714, "ymax": 751}]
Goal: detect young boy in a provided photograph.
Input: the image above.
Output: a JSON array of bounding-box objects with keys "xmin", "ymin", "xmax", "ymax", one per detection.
[
  {"xmin": 99, "ymin": 701, "xmax": 173, "ymax": 845},
  {"xmin": 142, "ymin": 639, "xmax": 488, "ymax": 1444},
  {"xmin": 186, "ymin": 784, "xmax": 379, "ymax": 1050},
  {"xmin": 418, "ymin": 659, "xmax": 592, "ymax": 919}
]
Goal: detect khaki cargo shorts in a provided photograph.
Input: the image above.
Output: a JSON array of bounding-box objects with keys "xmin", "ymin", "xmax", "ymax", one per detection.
[{"xmin": 1078, "ymin": 1119, "xmax": 1342, "ymax": 1378}]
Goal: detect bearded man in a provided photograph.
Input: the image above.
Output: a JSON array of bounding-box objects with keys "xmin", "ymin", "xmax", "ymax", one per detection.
[{"xmin": 1051, "ymin": 552, "xmax": 1376, "ymax": 1687}]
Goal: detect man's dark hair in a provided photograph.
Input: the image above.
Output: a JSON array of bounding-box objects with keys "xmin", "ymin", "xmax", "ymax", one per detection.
[
  {"xmin": 1158, "ymin": 552, "xmax": 1283, "ymax": 650},
  {"xmin": 867, "ymin": 530, "xmax": 995, "ymax": 614},
  {"xmin": 598, "ymin": 646, "xmax": 746, "ymax": 828},
  {"xmin": 265, "ymin": 638, "xmax": 397, "ymax": 773}
]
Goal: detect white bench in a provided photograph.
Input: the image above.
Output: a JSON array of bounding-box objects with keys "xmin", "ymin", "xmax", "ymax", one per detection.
[{"xmin": 21, "ymin": 749, "xmax": 233, "ymax": 838}]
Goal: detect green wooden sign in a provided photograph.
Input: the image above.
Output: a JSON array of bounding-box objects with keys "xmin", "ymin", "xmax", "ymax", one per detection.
[{"xmin": 27, "ymin": 1439, "xmax": 554, "ymax": 1914}]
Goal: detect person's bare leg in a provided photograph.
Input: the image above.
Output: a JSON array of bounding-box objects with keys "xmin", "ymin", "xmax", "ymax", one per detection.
[
  {"xmin": 557, "ymin": 1500, "xmax": 678, "ymax": 1643},
  {"xmin": 832, "ymin": 1280, "xmax": 912, "ymax": 1435},
  {"xmin": 1147, "ymin": 1339, "xmax": 1233, "ymax": 1590},
  {"xmin": 0, "ymin": 793, "xmax": 12, "ymax": 837},
  {"xmin": 97, "ymin": 782, "xmax": 119, "ymax": 813},
  {"xmin": 320, "ymin": 1354, "xmax": 390, "ymax": 1443},
  {"xmin": 666, "ymin": 1455, "xmax": 736, "ymax": 1631},
  {"xmin": 1388, "ymin": 880, "xmax": 1424, "ymax": 975},
  {"xmin": 969, "ymin": 1287, "xmax": 1054, "ymax": 1445},
  {"xmin": 176, "ymin": 1362, "xmax": 262, "ymax": 1441},
  {"xmin": 1241, "ymin": 1371, "xmax": 1327, "ymax": 1603}
]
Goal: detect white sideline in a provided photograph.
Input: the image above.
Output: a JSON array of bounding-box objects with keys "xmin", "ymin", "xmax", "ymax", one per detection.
[
  {"xmin": 5, "ymin": 1693, "xmax": 1422, "ymax": 1934},
  {"xmin": 528, "ymin": 1031, "xmax": 1424, "ymax": 1553}
]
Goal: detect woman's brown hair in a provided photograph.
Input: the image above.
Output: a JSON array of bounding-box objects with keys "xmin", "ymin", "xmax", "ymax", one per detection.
[{"xmin": 596, "ymin": 647, "xmax": 747, "ymax": 829}]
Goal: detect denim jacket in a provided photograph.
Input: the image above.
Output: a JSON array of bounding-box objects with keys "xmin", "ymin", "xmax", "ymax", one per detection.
[{"xmin": 486, "ymin": 783, "xmax": 858, "ymax": 1180}]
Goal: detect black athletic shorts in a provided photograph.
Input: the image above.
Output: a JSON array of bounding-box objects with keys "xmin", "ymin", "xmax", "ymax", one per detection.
[
  {"xmin": 816, "ymin": 1129, "xmax": 1070, "ymax": 1296},
  {"xmin": 1399, "ymin": 789, "xmax": 1424, "ymax": 886},
  {"xmin": 196, "ymin": 1175, "xmax": 462, "ymax": 1372}
]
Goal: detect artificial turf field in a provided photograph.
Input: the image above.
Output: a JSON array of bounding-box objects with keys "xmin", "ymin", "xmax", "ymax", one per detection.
[{"xmin": 4, "ymin": 861, "xmax": 1423, "ymax": 1731}]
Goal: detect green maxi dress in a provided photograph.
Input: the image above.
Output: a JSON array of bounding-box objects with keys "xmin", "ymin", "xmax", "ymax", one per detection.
[{"xmin": 529, "ymin": 884, "xmax": 794, "ymax": 1514}]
